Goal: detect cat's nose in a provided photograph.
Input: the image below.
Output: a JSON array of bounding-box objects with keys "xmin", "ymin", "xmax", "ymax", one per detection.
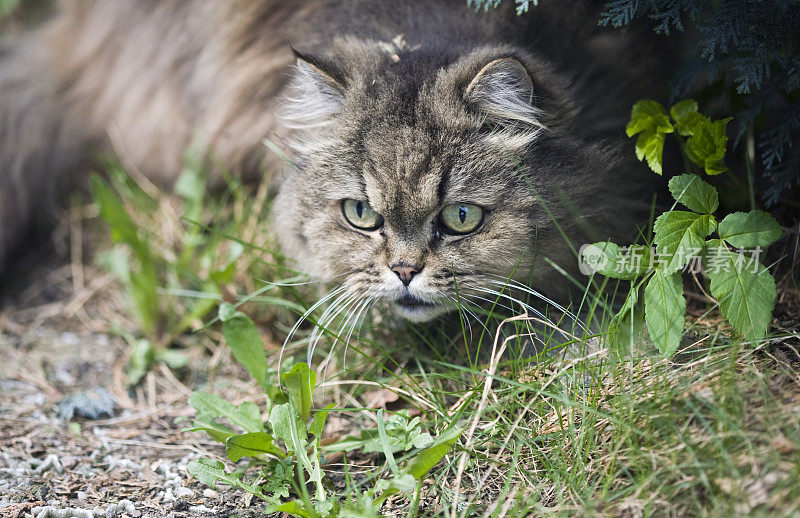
[{"xmin": 391, "ymin": 262, "xmax": 422, "ymax": 286}]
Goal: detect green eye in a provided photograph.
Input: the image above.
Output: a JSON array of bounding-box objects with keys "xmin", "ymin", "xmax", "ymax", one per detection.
[
  {"xmin": 342, "ymin": 199, "xmax": 383, "ymax": 230},
  {"xmin": 440, "ymin": 203, "xmax": 484, "ymax": 234}
]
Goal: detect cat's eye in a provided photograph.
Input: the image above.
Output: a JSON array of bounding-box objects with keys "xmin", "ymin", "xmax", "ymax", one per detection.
[
  {"xmin": 342, "ymin": 199, "xmax": 383, "ymax": 230},
  {"xmin": 440, "ymin": 203, "xmax": 484, "ymax": 234}
]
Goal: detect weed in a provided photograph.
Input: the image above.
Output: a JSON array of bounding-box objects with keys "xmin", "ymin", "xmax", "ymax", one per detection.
[
  {"xmin": 186, "ymin": 307, "xmax": 462, "ymax": 517},
  {"xmin": 581, "ymin": 100, "xmax": 783, "ymax": 356},
  {"xmin": 90, "ymin": 148, "xmax": 280, "ymax": 384}
]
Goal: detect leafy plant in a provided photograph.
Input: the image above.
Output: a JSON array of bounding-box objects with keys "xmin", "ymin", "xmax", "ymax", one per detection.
[
  {"xmin": 186, "ymin": 306, "xmax": 461, "ymax": 517},
  {"xmin": 467, "ymin": 0, "xmax": 537, "ymax": 14},
  {"xmin": 91, "ymin": 153, "xmax": 249, "ymax": 384},
  {"xmin": 325, "ymin": 410, "xmax": 433, "ymax": 455},
  {"xmin": 582, "ymin": 99, "xmax": 782, "ymax": 356},
  {"xmin": 468, "ymin": 0, "xmax": 800, "ymax": 203}
]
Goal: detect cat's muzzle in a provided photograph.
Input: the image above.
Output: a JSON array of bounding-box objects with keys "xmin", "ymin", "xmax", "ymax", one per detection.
[{"xmin": 392, "ymin": 293, "xmax": 446, "ymax": 322}]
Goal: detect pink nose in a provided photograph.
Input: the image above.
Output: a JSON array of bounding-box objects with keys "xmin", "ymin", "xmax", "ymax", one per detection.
[{"xmin": 391, "ymin": 263, "xmax": 421, "ymax": 286}]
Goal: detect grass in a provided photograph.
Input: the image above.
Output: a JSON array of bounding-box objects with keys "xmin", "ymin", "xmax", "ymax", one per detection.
[
  {"xmin": 353, "ymin": 323, "xmax": 800, "ymax": 515},
  {"xmin": 83, "ymin": 152, "xmax": 800, "ymax": 516}
]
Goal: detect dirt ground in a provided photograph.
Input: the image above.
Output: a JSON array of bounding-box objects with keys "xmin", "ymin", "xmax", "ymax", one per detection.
[{"xmin": 0, "ymin": 253, "xmax": 311, "ymax": 518}]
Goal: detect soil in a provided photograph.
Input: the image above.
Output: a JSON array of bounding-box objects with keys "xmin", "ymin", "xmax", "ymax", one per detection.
[{"xmin": 0, "ymin": 255, "xmax": 301, "ymax": 518}]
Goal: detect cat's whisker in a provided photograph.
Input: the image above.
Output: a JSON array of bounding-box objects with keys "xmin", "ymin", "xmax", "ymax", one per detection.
[
  {"xmin": 444, "ymin": 294, "xmax": 480, "ymax": 343},
  {"xmin": 457, "ymin": 291, "xmax": 544, "ymax": 342},
  {"xmin": 257, "ymin": 270, "xmax": 356, "ymax": 288},
  {"xmin": 280, "ymin": 284, "xmax": 348, "ymax": 372},
  {"xmin": 461, "ymin": 292, "xmax": 561, "ymax": 354},
  {"xmin": 315, "ymin": 290, "xmax": 368, "ymax": 385},
  {"xmin": 310, "ymin": 296, "xmax": 357, "ymax": 357},
  {"xmin": 308, "ymin": 290, "xmax": 355, "ymax": 347},
  {"xmin": 467, "ymin": 286, "xmax": 573, "ymax": 342},
  {"xmin": 318, "ymin": 293, "xmax": 363, "ymax": 388},
  {"xmin": 330, "ymin": 294, "xmax": 368, "ymax": 350},
  {"xmin": 343, "ymin": 296, "xmax": 377, "ymax": 374},
  {"xmin": 483, "ymin": 276, "xmax": 587, "ymax": 332},
  {"xmin": 323, "ymin": 294, "xmax": 372, "ymax": 384},
  {"xmin": 483, "ymin": 275, "xmax": 562, "ymax": 305},
  {"xmin": 459, "ymin": 292, "xmax": 520, "ymax": 319},
  {"xmin": 459, "ymin": 304, "xmax": 474, "ymax": 344},
  {"xmin": 454, "ymin": 296, "xmax": 495, "ymax": 337},
  {"xmin": 317, "ymin": 293, "xmax": 361, "ymax": 385},
  {"xmin": 459, "ymin": 292, "xmax": 550, "ymax": 340},
  {"xmin": 468, "ymin": 287, "xmax": 548, "ymax": 321},
  {"xmin": 457, "ymin": 291, "xmax": 566, "ymax": 355},
  {"xmin": 308, "ymin": 290, "xmax": 362, "ymax": 363},
  {"xmin": 343, "ymin": 296, "xmax": 373, "ymax": 350}
]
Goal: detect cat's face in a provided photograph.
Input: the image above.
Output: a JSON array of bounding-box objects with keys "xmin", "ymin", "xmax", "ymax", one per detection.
[{"xmin": 273, "ymin": 40, "xmax": 596, "ymax": 322}]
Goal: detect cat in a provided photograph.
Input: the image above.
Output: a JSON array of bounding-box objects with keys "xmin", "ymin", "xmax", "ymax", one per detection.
[{"xmin": 0, "ymin": 0, "xmax": 665, "ymax": 322}]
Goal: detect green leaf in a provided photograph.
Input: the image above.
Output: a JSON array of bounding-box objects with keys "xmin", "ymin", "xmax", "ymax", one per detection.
[
  {"xmin": 188, "ymin": 391, "xmax": 264, "ymax": 433},
  {"xmin": 670, "ymin": 99, "xmax": 731, "ymax": 177},
  {"xmin": 626, "ymin": 100, "xmax": 674, "ymax": 175},
  {"xmin": 187, "ymin": 458, "xmax": 266, "ymax": 499},
  {"xmin": 125, "ymin": 338, "xmax": 155, "ymax": 387},
  {"xmin": 670, "ymin": 99, "xmax": 698, "ymax": 121},
  {"xmin": 718, "ymin": 210, "xmax": 783, "ymax": 248},
  {"xmin": 226, "ymin": 432, "xmax": 285, "ymax": 461},
  {"xmin": 210, "ymin": 242, "xmax": 244, "ymax": 285},
  {"xmin": 654, "ymin": 211, "xmax": 714, "ymax": 273},
  {"xmin": 175, "ymin": 144, "xmax": 207, "ymax": 224},
  {"xmin": 188, "ymin": 458, "xmax": 228, "ymax": 488},
  {"xmin": 644, "ymin": 270, "xmax": 686, "ymax": 357},
  {"xmin": 267, "ymin": 501, "xmax": 315, "ymax": 518},
  {"xmin": 260, "ymin": 457, "xmax": 294, "ymax": 501},
  {"xmin": 183, "ymin": 419, "xmax": 235, "ymax": 443},
  {"xmin": 389, "ymin": 474, "xmax": 417, "ymax": 492},
  {"xmin": 154, "ymin": 348, "xmax": 189, "ymax": 369},
  {"xmin": 97, "ymin": 247, "xmax": 131, "ymax": 285},
  {"xmin": 580, "ymin": 242, "xmax": 651, "ymax": 280},
  {"xmin": 404, "ymin": 427, "xmax": 462, "ymax": 480},
  {"xmin": 323, "ymin": 411, "xmax": 428, "ymax": 454},
  {"xmin": 91, "ymin": 174, "xmax": 143, "ymax": 250},
  {"xmin": 413, "ymin": 432, "xmax": 434, "ymax": 449},
  {"xmin": 92, "ymin": 174, "xmax": 159, "ymax": 335},
  {"xmin": 269, "ymin": 399, "xmax": 325, "ymax": 504},
  {"xmin": 128, "ymin": 268, "xmax": 160, "ymax": 335},
  {"xmin": 634, "ymin": 130, "xmax": 667, "ymax": 175},
  {"xmin": 323, "ymin": 430, "xmax": 383, "ymax": 453},
  {"xmin": 281, "ymin": 363, "xmax": 316, "ymax": 422},
  {"xmin": 219, "ymin": 304, "xmax": 269, "ymax": 391},
  {"xmin": 326, "ymin": 429, "xmax": 411, "ymax": 454},
  {"xmin": 269, "ymin": 403, "xmax": 307, "ymax": 453},
  {"xmin": 309, "ymin": 403, "xmax": 334, "ymax": 441},
  {"xmin": 668, "ymin": 174, "xmax": 719, "ymax": 214},
  {"xmin": 684, "ymin": 117, "xmax": 733, "ymax": 175},
  {"xmin": 706, "ymin": 240, "xmax": 776, "ymax": 341},
  {"xmin": 608, "ymin": 283, "xmax": 646, "ymax": 358},
  {"xmin": 376, "ymin": 409, "xmax": 401, "ymax": 477},
  {"xmin": 627, "ymin": 100, "xmax": 674, "ymax": 137},
  {"xmin": 670, "ymin": 99, "xmax": 706, "ymax": 137}
]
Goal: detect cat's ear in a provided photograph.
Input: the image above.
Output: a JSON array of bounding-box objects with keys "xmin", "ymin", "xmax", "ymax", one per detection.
[
  {"xmin": 464, "ymin": 57, "xmax": 545, "ymax": 149},
  {"xmin": 281, "ymin": 49, "xmax": 346, "ymax": 136}
]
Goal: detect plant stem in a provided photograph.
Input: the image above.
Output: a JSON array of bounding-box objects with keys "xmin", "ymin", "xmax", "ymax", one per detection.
[
  {"xmin": 745, "ymin": 125, "xmax": 756, "ymax": 211},
  {"xmin": 674, "ymin": 134, "xmax": 696, "ymax": 175},
  {"xmin": 407, "ymin": 480, "xmax": 422, "ymax": 518}
]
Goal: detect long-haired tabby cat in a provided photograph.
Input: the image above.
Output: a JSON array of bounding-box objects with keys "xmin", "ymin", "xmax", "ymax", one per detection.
[{"xmin": 0, "ymin": 0, "xmax": 664, "ymax": 321}]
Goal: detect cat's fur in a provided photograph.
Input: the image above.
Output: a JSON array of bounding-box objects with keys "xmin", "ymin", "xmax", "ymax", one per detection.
[{"xmin": 0, "ymin": 1, "xmax": 665, "ymax": 320}]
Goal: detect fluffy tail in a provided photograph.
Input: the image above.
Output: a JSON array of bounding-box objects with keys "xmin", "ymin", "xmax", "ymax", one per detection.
[{"xmin": 0, "ymin": 29, "xmax": 90, "ymax": 269}]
